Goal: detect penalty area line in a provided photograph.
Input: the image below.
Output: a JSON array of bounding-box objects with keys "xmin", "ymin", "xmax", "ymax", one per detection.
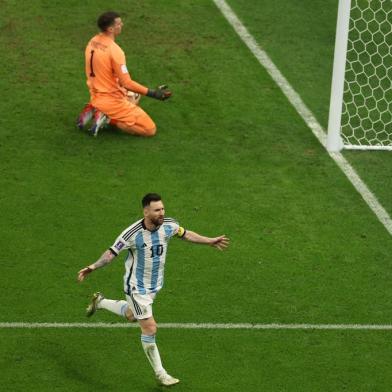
[{"xmin": 1, "ymin": 322, "xmax": 392, "ymax": 330}]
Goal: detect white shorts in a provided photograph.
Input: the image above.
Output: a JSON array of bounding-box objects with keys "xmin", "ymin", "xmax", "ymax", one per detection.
[{"xmin": 126, "ymin": 292, "xmax": 156, "ymax": 320}]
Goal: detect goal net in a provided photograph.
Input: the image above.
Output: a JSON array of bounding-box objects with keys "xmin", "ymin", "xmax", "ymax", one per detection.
[{"xmin": 327, "ymin": 0, "xmax": 392, "ymax": 151}]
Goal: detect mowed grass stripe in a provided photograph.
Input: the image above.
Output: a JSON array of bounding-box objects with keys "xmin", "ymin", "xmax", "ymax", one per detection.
[
  {"xmin": 213, "ymin": 0, "xmax": 392, "ymax": 236},
  {"xmin": 3, "ymin": 322, "xmax": 392, "ymax": 330}
]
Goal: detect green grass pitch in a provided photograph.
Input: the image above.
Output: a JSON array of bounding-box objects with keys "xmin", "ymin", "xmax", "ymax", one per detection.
[{"xmin": 1, "ymin": 0, "xmax": 392, "ymax": 390}]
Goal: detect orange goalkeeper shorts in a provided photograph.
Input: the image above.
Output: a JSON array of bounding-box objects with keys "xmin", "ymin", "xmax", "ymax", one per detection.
[{"xmin": 91, "ymin": 93, "xmax": 155, "ymax": 136}]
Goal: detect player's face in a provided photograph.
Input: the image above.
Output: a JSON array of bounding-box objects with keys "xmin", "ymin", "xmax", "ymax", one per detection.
[
  {"xmin": 111, "ymin": 17, "xmax": 123, "ymax": 36},
  {"xmin": 145, "ymin": 200, "xmax": 165, "ymax": 227}
]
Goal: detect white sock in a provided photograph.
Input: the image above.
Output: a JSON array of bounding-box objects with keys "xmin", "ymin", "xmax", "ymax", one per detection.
[
  {"xmin": 98, "ymin": 299, "xmax": 128, "ymax": 318},
  {"xmin": 141, "ymin": 335, "xmax": 165, "ymax": 375}
]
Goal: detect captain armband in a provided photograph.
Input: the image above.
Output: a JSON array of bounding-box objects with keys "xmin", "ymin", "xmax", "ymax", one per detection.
[{"xmin": 177, "ymin": 226, "xmax": 186, "ymax": 238}]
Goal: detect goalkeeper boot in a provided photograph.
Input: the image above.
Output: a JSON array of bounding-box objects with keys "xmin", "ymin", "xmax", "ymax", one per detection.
[
  {"xmin": 77, "ymin": 103, "xmax": 95, "ymax": 129},
  {"xmin": 89, "ymin": 110, "xmax": 109, "ymax": 137},
  {"xmin": 86, "ymin": 292, "xmax": 104, "ymax": 317},
  {"xmin": 156, "ymin": 372, "xmax": 180, "ymax": 386}
]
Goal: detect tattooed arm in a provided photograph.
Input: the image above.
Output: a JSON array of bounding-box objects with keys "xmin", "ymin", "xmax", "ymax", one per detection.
[{"xmin": 77, "ymin": 249, "xmax": 117, "ymax": 282}]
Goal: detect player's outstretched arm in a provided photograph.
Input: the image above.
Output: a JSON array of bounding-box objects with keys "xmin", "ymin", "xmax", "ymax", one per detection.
[
  {"xmin": 77, "ymin": 249, "xmax": 117, "ymax": 282},
  {"xmin": 113, "ymin": 63, "xmax": 171, "ymax": 100},
  {"xmin": 183, "ymin": 230, "xmax": 229, "ymax": 251}
]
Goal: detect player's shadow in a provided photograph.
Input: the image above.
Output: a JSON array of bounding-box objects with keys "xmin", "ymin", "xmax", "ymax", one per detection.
[
  {"xmin": 79, "ymin": 124, "xmax": 124, "ymax": 138},
  {"xmin": 150, "ymin": 386, "xmax": 174, "ymax": 391},
  {"xmin": 36, "ymin": 340, "xmax": 112, "ymax": 390}
]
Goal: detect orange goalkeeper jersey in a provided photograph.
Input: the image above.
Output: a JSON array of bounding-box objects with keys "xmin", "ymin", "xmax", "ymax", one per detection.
[{"xmin": 85, "ymin": 34, "xmax": 148, "ymax": 97}]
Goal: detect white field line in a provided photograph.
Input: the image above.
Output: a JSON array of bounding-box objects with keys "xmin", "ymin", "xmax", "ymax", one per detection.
[
  {"xmin": 213, "ymin": 0, "xmax": 392, "ymax": 236},
  {"xmin": 1, "ymin": 322, "xmax": 392, "ymax": 330}
]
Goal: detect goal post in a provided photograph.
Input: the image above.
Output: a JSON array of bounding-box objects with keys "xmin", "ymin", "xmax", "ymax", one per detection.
[
  {"xmin": 327, "ymin": 0, "xmax": 392, "ymax": 151},
  {"xmin": 327, "ymin": 0, "xmax": 351, "ymax": 152}
]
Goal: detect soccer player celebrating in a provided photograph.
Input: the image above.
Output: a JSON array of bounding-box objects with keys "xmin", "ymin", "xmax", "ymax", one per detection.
[
  {"xmin": 77, "ymin": 11, "xmax": 172, "ymax": 137},
  {"xmin": 77, "ymin": 193, "xmax": 229, "ymax": 386}
]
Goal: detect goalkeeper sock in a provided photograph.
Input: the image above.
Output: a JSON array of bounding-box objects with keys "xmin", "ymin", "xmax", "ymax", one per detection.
[
  {"xmin": 99, "ymin": 299, "xmax": 128, "ymax": 318},
  {"xmin": 141, "ymin": 335, "xmax": 165, "ymax": 375}
]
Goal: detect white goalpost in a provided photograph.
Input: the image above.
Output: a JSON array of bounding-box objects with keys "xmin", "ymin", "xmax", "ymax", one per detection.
[{"xmin": 327, "ymin": 0, "xmax": 392, "ymax": 151}]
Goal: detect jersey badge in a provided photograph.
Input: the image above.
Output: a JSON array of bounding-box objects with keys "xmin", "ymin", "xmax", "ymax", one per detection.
[{"xmin": 115, "ymin": 241, "xmax": 125, "ymax": 251}]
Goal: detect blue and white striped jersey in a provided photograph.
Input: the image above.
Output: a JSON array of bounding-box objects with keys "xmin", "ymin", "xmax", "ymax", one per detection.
[{"xmin": 109, "ymin": 218, "xmax": 186, "ymax": 295}]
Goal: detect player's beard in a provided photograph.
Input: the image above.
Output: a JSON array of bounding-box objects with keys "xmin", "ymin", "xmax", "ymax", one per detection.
[{"xmin": 151, "ymin": 216, "xmax": 164, "ymax": 227}]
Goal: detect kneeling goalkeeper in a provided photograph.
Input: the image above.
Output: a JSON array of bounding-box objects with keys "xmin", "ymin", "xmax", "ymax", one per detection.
[{"xmin": 77, "ymin": 11, "xmax": 171, "ymax": 137}]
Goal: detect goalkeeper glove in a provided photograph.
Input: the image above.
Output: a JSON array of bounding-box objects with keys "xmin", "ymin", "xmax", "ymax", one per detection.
[{"xmin": 147, "ymin": 85, "xmax": 172, "ymax": 101}]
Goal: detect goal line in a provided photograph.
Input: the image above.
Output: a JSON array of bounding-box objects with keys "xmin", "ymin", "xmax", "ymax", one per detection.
[{"xmin": 1, "ymin": 322, "xmax": 392, "ymax": 330}]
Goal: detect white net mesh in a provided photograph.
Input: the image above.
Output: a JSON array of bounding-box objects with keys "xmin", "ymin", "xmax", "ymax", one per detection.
[{"xmin": 342, "ymin": 0, "xmax": 392, "ymax": 148}]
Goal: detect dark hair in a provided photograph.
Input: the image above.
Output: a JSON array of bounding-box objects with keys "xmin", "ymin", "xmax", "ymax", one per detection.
[
  {"xmin": 97, "ymin": 11, "xmax": 120, "ymax": 32},
  {"xmin": 142, "ymin": 193, "xmax": 162, "ymax": 208}
]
